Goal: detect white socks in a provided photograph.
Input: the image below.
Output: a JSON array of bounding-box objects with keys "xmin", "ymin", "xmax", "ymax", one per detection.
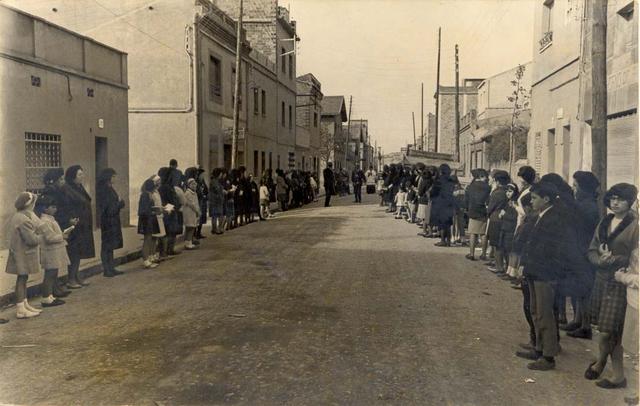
[
  {"xmin": 16, "ymin": 301, "xmax": 40, "ymax": 318},
  {"xmin": 41, "ymin": 295, "xmax": 56, "ymax": 304}
]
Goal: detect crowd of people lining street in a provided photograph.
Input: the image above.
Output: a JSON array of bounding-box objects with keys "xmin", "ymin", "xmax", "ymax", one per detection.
[
  {"xmin": 377, "ymin": 162, "xmax": 638, "ymax": 392},
  {"xmin": 4, "ymin": 155, "xmax": 639, "ymax": 395},
  {"xmin": 3, "ymin": 159, "xmax": 320, "ymax": 321}
]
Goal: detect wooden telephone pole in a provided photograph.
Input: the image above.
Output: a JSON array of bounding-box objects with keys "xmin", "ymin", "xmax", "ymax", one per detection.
[
  {"xmin": 454, "ymin": 44, "xmax": 460, "ymax": 161},
  {"xmin": 412, "ymin": 112, "xmax": 417, "ymax": 149},
  {"xmin": 420, "ymin": 83, "xmax": 424, "ymax": 150},
  {"xmin": 345, "ymin": 95, "xmax": 353, "ymax": 170},
  {"xmin": 231, "ymin": 0, "xmax": 244, "ymax": 169},
  {"xmin": 592, "ymin": 0, "xmax": 608, "ymax": 200},
  {"xmin": 434, "ymin": 27, "xmax": 441, "ymax": 153}
]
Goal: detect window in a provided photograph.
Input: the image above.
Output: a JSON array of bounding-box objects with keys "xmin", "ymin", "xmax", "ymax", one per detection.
[
  {"xmin": 277, "ymin": 154, "xmax": 281, "ymax": 169},
  {"xmin": 562, "ymin": 125, "xmax": 571, "ymax": 181},
  {"xmin": 313, "ymin": 112, "xmax": 318, "ymax": 127},
  {"xmin": 547, "ymin": 128, "xmax": 556, "ymax": 173},
  {"xmin": 269, "ymin": 152, "xmax": 273, "ymax": 170},
  {"xmin": 281, "ymin": 48, "xmax": 286, "ymax": 73},
  {"xmin": 261, "ymin": 90, "xmax": 266, "ymax": 116},
  {"xmin": 25, "ymin": 132, "xmax": 62, "ymax": 192},
  {"xmin": 261, "ymin": 151, "xmax": 266, "ymax": 173},
  {"xmin": 289, "ymin": 105, "xmax": 293, "ymax": 130},
  {"xmin": 281, "ymin": 102, "xmax": 286, "ymax": 127},
  {"xmin": 288, "ymin": 54, "xmax": 293, "ymax": 79},
  {"xmin": 253, "ymin": 88, "xmax": 259, "ymax": 115},
  {"xmin": 209, "ymin": 55, "xmax": 222, "ymax": 102}
]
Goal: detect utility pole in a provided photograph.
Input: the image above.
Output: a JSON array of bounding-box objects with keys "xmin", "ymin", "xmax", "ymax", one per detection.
[
  {"xmin": 454, "ymin": 44, "xmax": 460, "ymax": 161},
  {"xmin": 412, "ymin": 112, "xmax": 417, "ymax": 148},
  {"xmin": 434, "ymin": 27, "xmax": 441, "ymax": 153},
  {"xmin": 420, "ymin": 83, "xmax": 424, "ymax": 151},
  {"xmin": 345, "ymin": 95, "xmax": 353, "ymax": 171},
  {"xmin": 231, "ymin": 0, "xmax": 243, "ymax": 169},
  {"xmin": 592, "ymin": 0, "xmax": 608, "ymax": 205}
]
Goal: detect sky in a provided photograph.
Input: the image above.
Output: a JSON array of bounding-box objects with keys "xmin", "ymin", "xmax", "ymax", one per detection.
[{"xmin": 288, "ymin": 0, "xmax": 535, "ymax": 153}]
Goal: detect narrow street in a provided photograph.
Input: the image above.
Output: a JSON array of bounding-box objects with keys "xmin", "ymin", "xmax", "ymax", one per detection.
[{"xmin": 0, "ymin": 194, "xmax": 634, "ymax": 405}]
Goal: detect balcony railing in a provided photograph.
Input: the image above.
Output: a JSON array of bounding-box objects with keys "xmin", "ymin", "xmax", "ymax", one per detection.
[{"xmin": 539, "ymin": 31, "xmax": 553, "ymax": 52}]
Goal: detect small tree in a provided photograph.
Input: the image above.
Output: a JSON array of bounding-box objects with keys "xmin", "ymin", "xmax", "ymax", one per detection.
[
  {"xmin": 319, "ymin": 126, "xmax": 339, "ymax": 166},
  {"xmin": 507, "ymin": 64, "xmax": 531, "ymax": 173}
]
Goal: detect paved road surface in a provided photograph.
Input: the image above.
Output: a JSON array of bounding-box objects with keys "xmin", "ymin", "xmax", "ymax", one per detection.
[{"xmin": 0, "ymin": 193, "xmax": 636, "ymax": 405}]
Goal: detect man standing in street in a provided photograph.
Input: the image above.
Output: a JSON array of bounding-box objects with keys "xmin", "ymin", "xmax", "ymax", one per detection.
[
  {"xmin": 323, "ymin": 162, "xmax": 336, "ymax": 207},
  {"xmin": 352, "ymin": 168, "xmax": 364, "ymax": 203}
]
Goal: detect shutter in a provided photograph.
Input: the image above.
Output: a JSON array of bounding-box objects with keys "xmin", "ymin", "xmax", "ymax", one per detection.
[{"xmin": 607, "ymin": 113, "xmax": 638, "ymax": 186}]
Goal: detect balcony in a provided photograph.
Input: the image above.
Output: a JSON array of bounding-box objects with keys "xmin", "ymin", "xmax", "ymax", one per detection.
[{"xmin": 539, "ymin": 31, "xmax": 553, "ymax": 52}]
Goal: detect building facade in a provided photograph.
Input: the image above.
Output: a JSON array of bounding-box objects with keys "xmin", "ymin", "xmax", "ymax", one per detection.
[
  {"xmin": 320, "ymin": 96, "xmax": 348, "ymax": 172},
  {"xmin": 0, "ymin": 4, "xmax": 129, "ymax": 245},
  {"xmin": 580, "ymin": 0, "xmax": 638, "ymax": 187},
  {"xmin": 296, "ymin": 73, "xmax": 323, "ymax": 174}
]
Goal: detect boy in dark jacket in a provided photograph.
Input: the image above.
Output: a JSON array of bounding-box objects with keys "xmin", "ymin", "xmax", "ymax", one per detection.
[{"xmin": 517, "ymin": 181, "xmax": 567, "ymax": 371}]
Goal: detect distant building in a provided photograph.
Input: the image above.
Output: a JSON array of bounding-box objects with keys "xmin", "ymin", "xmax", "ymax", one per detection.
[
  {"xmin": 0, "ymin": 4, "xmax": 129, "ymax": 244},
  {"xmin": 320, "ymin": 96, "xmax": 348, "ymax": 171},
  {"xmin": 296, "ymin": 73, "xmax": 323, "ymax": 174},
  {"xmin": 436, "ymin": 79, "xmax": 483, "ymax": 155},
  {"xmin": 458, "ymin": 63, "xmax": 532, "ymax": 180}
]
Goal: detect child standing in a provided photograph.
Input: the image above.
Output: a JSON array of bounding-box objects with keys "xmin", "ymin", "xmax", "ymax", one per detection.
[
  {"xmin": 260, "ymin": 179, "xmax": 273, "ymax": 219},
  {"xmin": 183, "ymin": 178, "xmax": 201, "ymax": 250},
  {"xmin": 406, "ymin": 182, "xmax": 418, "ymax": 223},
  {"xmin": 138, "ymin": 178, "xmax": 161, "ymax": 269},
  {"xmin": 499, "ymin": 183, "xmax": 520, "ymax": 281},
  {"xmin": 6, "ymin": 192, "xmax": 43, "ymax": 319},
  {"xmin": 394, "ymin": 184, "xmax": 408, "ymax": 219},
  {"xmin": 36, "ymin": 195, "xmax": 74, "ymax": 307}
]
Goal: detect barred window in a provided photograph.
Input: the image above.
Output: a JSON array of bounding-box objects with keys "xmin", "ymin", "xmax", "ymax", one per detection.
[{"xmin": 25, "ymin": 132, "xmax": 62, "ymax": 192}]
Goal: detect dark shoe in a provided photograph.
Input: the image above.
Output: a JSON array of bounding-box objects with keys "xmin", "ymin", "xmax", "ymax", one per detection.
[
  {"xmin": 168, "ymin": 250, "xmax": 182, "ymax": 256},
  {"xmin": 519, "ymin": 342, "xmax": 535, "ymax": 351},
  {"xmin": 53, "ymin": 290, "xmax": 71, "ymax": 298},
  {"xmin": 499, "ymin": 274, "xmax": 513, "ymax": 281},
  {"xmin": 41, "ymin": 298, "xmax": 65, "ymax": 307},
  {"xmin": 192, "ymin": 240, "xmax": 201, "ymax": 246},
  {"xmin": 103, "ymin": 272, "xmax": 116, "ymax": 278},
  {"xmin": 479, "ymin": 254, "xmax": 488, "ymax": 261},
  {"xmin": 527, "ymin": 358, "xmax": 555, "ymax": 371},
  {"xmin": 567, "ymin": 328, "xmax": 592, "ymax": 339},
  {"xmin": 585, "ymin": 361, "xmax": 604, "ymax": 380},
  {"xmin": 516, "ymin": 350, "xmax": 541, "ymax": 360},
  {"xmin": 465, "ymin": 254, "xmax": 476, "ymax": 261},
  {"xmin": 596, "ymin": 378, "xmax": 627, "ymax": 389},
  {"xmin": 196, "ymin": 234, "xmax": 206, "ymax": 239},
  {"xmin": 111, "ymin": 269, "xmax": 124, "ymax": 276},
  {"xmin": 434, "ymin": 241, "xmax": 450, "ymax": 247},
  {"xmin": 560, "ymin": 321, "xmax": 581, "ymax": 332},
  {"xmin": 67, "ymin": 282, "xmax": 83, "ymax": 289},
  {"xmin": 0, "ymin": 318, "xmax": 8, "ymax": 324}
]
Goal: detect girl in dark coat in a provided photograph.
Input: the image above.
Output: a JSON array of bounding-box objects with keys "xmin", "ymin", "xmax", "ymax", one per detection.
[
  {"xmin": 60, "ymin": 165, "xmax": 95, "ymax": 288},
  {"xmin": 430, "ymin": 164, "xmax": 456, "ymax": 247},
  {"xmin": 585, "ymin": 183, "xmax": 638, "ymax": 389},
  {"xmin": 138, "ymin": 178, "xmax": 160, "ymax": 269},
  {"xmin": 40, "ymin": 168, "xmax": 71, "ymax": 297},
  {"xmin": 486, "ymin": 170, "xmax": 510, "ymax": 273},
  {"xmin": 465, "ymin": 169, "xmax": 491, "ymax": 260},
  {"xmin": 158, "ymin": 167, "xmax": 182, "ymax": 256},
  {"xmin": 96, "ymin": 168, "xmax": 125, "ymax": 277},
  {"xmin": 500, "ymin": 183, "xmax": 520, "ymax": 281}
]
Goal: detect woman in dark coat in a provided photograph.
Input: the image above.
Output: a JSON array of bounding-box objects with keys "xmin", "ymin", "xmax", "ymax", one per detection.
[
  {"xmin": 40, "ymin": 168, "xmax": 71, "ymax": 297},
  {"xmin": 565, "ymin": 171, "xmax": 601, "ymax": 338},
  {"xmin": 96, "ymin": 168, "xmax": 125, "ymax": 277},
  {"xmin": 208, "ymin": 168, "xmax": 225, "ymax": 234},
  {"xmin": 486, "ymin": 170, "xmax": 510, "ymax": 272},
  {"xmin": 429, "ymin": 164, "xmax": 456, "ymax": 247},
  {"xmin": 60, "ymin": 165, "xmax": 95, "ymax": 288},
  {"xmin": 158, "ymin": 167, "xmax": 181, "ymax": 256},
  {"xmin": 584, "ymin": 183, "xmax": 638, "ymax": 389}
]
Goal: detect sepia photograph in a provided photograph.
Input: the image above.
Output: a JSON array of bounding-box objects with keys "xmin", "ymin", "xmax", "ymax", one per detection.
[{"xmin": 0, "ymin": 0, "xmax": 638, "ymax": 404}]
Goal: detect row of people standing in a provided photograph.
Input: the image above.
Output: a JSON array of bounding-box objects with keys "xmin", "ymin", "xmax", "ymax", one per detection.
[
  {"xmin": 4, "ymin": 165, "xmax": 126, "ymax": 320},
  {"xmin": 379, "ymin": 161, "xmax": 638, "ymax": 391}
]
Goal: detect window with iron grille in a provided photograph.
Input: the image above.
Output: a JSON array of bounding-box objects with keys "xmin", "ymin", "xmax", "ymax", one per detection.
[{"xmin": 25, "ymin": 132, "xmax": 62, "ymax": 192}]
